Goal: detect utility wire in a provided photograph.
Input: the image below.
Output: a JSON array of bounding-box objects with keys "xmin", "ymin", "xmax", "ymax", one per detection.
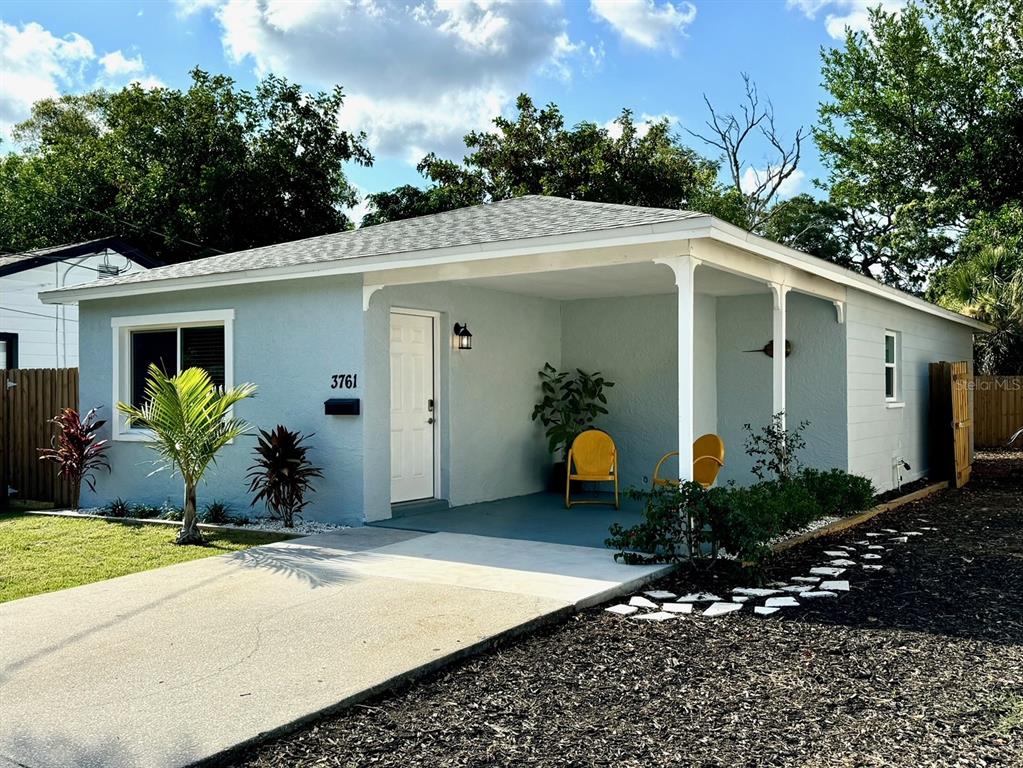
[{"xmin": 0, "ymin": 305, "xmax": 77, "ymax": 322}]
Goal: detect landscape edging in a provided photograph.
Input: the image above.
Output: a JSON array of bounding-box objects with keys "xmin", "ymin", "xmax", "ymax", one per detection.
[
  {"xmin": 772, "ymin": 480, "xmax": 950, "ymax": 553},
  {"xmin": 17, "ymin": 509, "xmax": 306, "ymax": 539}
]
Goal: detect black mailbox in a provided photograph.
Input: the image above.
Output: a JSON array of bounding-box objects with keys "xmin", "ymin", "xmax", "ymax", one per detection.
[{"xmin": 324, "ymin": 398, "xmax": 360, "ymax": 416}]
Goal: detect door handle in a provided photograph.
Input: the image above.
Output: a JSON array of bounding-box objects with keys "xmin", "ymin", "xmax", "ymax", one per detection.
[{"xmin": 427, "ymin": 417, "xmax": 435, "ymax": 425}]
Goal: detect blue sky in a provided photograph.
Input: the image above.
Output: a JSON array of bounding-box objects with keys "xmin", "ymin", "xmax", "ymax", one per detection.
[{"xmin": 0, "ymin": 1, "xmax": 891, "ymax": 215}]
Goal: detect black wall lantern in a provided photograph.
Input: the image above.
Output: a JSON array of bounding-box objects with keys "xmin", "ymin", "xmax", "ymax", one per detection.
[{"xmin": 453, "ymin": 322, "xmax": 473, "ymax": 350}]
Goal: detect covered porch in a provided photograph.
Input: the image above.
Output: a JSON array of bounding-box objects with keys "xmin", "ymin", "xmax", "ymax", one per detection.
[
  {"xmin": 361, "ymin": 234, "xmax": 850, "ymax": 543},
  {"xmin": 372, "ymin": 492, "xmax": 646, "ymax": 549}
]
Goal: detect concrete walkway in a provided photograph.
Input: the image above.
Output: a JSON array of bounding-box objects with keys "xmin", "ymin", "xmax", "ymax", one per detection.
[{"xmin": 0, "ymin": 527, "xmax": 669, "ymax": 768}]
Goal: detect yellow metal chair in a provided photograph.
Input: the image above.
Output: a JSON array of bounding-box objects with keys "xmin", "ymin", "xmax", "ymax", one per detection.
[
  {"xmin": 565, "ymin": 430, "xmax": 619, "ymax": 509},
  {"xmin": 652, "ymin": 434, "xmax": 726, "ymax": 490}
]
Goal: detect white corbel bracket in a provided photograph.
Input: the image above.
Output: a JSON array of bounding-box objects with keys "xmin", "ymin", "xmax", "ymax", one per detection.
[
  {"xmin": 833, "ymin": 300, "xmax": 846, "ymax": 324},
  {"xmin": 653, "ymin": 255, "xmax": 702, "ymax": 285},
  {"xmin": 363, "ymin": 284, "xmax": 385, "ymax": 311},
  {"xmin": 769, "ymin": 282, "xmax": 791, "ymax": 309}
]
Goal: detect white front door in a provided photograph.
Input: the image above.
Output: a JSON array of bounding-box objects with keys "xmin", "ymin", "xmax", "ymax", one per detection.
[{"xmin": 390, "ymin": 311, "xmax": 436, "ymax": 503}]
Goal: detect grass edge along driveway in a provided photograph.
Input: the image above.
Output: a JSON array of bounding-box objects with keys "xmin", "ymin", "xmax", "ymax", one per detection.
[{"xmin": 0, "ymin": 513, "xmax": 288, "ymax": 603}]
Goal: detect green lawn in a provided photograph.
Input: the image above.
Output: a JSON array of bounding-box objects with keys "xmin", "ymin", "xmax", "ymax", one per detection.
[{"xmin": 0, "ymin": 513, "xmax": 289, "ymax": 603}]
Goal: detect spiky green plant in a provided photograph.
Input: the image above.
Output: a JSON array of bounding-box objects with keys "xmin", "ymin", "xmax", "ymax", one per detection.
[{"xmin": 117, "ymin": 364, "xmax": 256, "ymax": 545}]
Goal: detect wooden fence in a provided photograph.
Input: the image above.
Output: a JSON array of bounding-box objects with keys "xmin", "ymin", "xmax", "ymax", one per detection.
[
  {"xmin": 973, "ymin": 375, "xmax": 1023, "ymax": 448},
  {"xmin": 0, "ymin": 368, "xmax": 79, "ymax": 507}
]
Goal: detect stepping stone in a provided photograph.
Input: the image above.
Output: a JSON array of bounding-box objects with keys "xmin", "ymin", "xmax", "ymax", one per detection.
[
  {"xmin": 661, "ymin": 603, "xmax": 694, "ymax": 614},
  {"xmin": 782, "ymin": 584, "xmax": 813, "ymax": 593},
  {"xmin": 767, "ymin": 581, "xmax": 789, "ymax": 588},
  {"xmin": 732, "ymin": 587, "xmax": 782, "ymax": 597},
  {"xmin": 903, "ymin": 531, "xmax": 923, "ymax": 536},
  {"xmin": 811, "ymin": 566, "xmax": 845, "ymax": 576},
  {"xmin": 703, "ymin": 602, "xmax": 744, "ymax": 617},
  {"xmin": 791, "ymin": 576, "xmax": 821, "ymax": 583},
  {"xmin": 829, "ymin": 558, "xmax": 857, "ymax": 567},
  {"xmin": 644, "ymin": 590, "xmax": 677, "ymax": 600},
  {"xmin": 866, "ymin": 544, "xmax": 885, "ymax": 550},
  {"xmin": 605, "ymin": 604, "xmax": 639, "ymax": 616},
  {"xmin": 853, "ymin": 540, "xmax": 870, "ymax": 545},
  {"xmin": 675, "ymin": 592, "xmax": 721, "ymax": 603},
  {"xmin": 800, "ymin": 590, "xmax": 837, "ymax": 599},
  {"xmin": 824, "ymin": 550, "xmax": 850, "ymax": 557},
  {"xmin": 629, "ymin": 596, "xmax": 659, "ymax": 609},
  {"xmin": 862, "ymin": 564, "xmax": 884, "ymax": 571},
  {"xmin": 732, "ymin": 596, "xmax": 750, "ymax": 603},
  {"xmin": 765, "ymin": 596, "xmax": 800, "ymax": 608},
  {"xmin": 633, "ymin": 611, "xmax": 678, "ymax": 622},
  {"xmin": 820, "ymin": 580, "xmax": 849, "ymax": 592},
  {"xmin": 862, "ymin": 554, "xmax": 882, "ymax": 560},
  {"xmin": 882, "ymin": 528, "xmax": 899, "ymax": 533},
  {"xmin": 755, "ymin": 606, "xmax": 781, "ymax": 616},
  {"xmin": 866, "ymin": 533, "xmax": 884, "ymax": 537},
  {"xmin": 920, "ymin": 526, "xmax": 938, "ymax": 531},
  {"xmin": 889, "ymin": 536, "xmax": 908, "ymax": 543}
]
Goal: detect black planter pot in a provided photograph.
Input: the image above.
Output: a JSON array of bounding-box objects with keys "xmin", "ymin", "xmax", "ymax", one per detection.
[{"xmin": 548, "ymin": 461, "xmax": 568, "ymax": 493}]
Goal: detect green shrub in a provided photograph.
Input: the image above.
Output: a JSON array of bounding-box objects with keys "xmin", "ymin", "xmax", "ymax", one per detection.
[
  {"xmin": 128, "ymin": 503, "xmax": 162, "ymax": 519},
  {"xmin": 102, "ymin": 498, "xmax": 131, "ymax": 517},
  {"xmin": 798, "ymin": 468, "xmax": 876, "ymax": 517},
  {"xmin": 605, "ymin": 481, "xmax": 714, "ymax": 565},
  {"xmin": 158, "ymin": 502, "xmax": 184, "ymax": 521},
  {"xmin": 200, "ymin": 500, "xmax": 232, "ymax": 525},
  {"xmin": 743, "ymin": 412, "xmax": 810, "ymax": 481}
]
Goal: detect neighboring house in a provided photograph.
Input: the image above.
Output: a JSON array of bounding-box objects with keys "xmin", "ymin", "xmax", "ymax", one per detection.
[
  {"xmin": 1, "ymin": 237, "xmax": 157, "ymax": 369},
  {"xmin": 41, "ymin": 196, "xmax": 987, "ymax": 522}
]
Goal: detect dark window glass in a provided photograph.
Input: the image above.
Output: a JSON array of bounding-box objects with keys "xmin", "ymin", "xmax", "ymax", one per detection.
[
  {"xmin": 131, "ymin": 330, "xmax": 177, "ymax": 408},
  {"xmin": 885, "ymin": 366, "xmax": 895, "ymax": 399},
  {"xmin": 181, "ymin": 326, "xmax": 225, "ymax": 388}
]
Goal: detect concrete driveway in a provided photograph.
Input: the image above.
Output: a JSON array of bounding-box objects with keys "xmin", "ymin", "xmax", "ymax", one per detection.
[{"xmin": 0, "ymin": 527, "xmax": 669, "ymax": 768}]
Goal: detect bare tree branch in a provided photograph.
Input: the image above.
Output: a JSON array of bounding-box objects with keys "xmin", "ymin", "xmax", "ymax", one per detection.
[{"xmin": 686, "ymin": 73, "xmax": 804, "ymax": 231}]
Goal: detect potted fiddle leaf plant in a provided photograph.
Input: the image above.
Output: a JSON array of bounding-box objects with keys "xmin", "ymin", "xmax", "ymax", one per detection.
[{"xmin": 530, "ymin": 363, "xmax": 614, "ymax": 491}]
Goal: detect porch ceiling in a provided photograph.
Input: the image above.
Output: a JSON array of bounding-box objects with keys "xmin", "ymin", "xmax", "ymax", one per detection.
[{"xmin": 455, "ymin": 262, "xmax": 770, "ymax": 301}]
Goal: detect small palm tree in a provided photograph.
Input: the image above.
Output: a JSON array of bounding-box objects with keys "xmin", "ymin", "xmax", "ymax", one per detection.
[{"xmin": 117, "ymin": 364, "xmax": 256, "ymax": 545}]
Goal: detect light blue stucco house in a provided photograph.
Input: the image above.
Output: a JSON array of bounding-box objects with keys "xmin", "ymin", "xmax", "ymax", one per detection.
[{"xmin": 41, "ymin": 196, "xmax": 984, "ymax": 527}]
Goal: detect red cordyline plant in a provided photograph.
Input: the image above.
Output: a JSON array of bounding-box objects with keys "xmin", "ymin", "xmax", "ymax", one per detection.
[
  {"xmin": 246, "ymin": 425, "xmax": 323, "ymax": 528},
  {"xmin": 39, "ymin": 407, "xmax": 111, "ymax": 508}
]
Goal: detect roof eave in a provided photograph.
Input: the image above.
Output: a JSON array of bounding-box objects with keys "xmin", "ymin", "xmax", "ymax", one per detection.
[{"xmin": 39, "ymin": 213, "xmax": 990, "ymax": 333}]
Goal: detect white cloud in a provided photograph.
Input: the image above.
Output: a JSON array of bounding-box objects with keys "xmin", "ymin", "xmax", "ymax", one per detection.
[
  {"xmin": 740, "ymin": 167, "xmax": 806, "ymax": 199},
  {"xmin": 590, "ymin": 0, "xmax": 696, "ymax": 51},
  {"xmin": 0, "ymin": 21, "xmax": 165, "ymax": 141},
  {"xmin": 0, "ymin": 21, "xmax": 95, "ymax": 131},
  {"xmin": 99, "ymin": 50, "xmax": 144, "ymax": 77},
  {"xmin": 603, "ymin": 111, "xmax": 680, "ymax": 140},
  {"xmin": 192, "ymin": 0, "xmax": 587, "ymax": 160},
  {"xmin": 786, "ymin": 0, "xmax": 905, "ymax": 40}
]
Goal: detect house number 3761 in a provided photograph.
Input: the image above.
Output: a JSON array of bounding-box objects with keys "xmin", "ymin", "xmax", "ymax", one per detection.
[{"xmin": 330, "ymin": 374, "xmax": 358, "ymax": 389}]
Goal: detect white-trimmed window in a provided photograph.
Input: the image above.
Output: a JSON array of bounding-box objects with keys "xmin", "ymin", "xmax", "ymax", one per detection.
[
  {"xmin": 111, "ymin": 310, "xmax": 234, "ymax": 440},
  {"xmin": 884, "ymin": 330, "xmax": 898, "ymax": 401}
]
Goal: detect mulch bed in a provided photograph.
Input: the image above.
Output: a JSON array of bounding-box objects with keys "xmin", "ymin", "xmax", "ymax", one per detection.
[{"xmin": 221, "ymin": 454, "xmax": 1023, "ymax": 767}]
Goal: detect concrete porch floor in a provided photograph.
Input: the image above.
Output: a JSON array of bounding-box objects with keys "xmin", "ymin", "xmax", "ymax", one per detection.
[{"xmin": 372, "ymin": 492, "xmax": 646, "ymax": 549}]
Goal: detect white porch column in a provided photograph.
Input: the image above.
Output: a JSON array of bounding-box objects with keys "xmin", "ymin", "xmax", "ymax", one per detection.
[
  {"xmin": 770, "ymin": 282, "xmax": 790, "ymax": 428},
  {"xmin": 657, "ymin": 255, "xmax": 699, "ymax": 481}
]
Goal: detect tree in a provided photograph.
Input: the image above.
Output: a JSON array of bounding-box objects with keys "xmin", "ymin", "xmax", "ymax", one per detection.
[
  {"xmin": 117, "ymin": 365, "xmax": 256, "ymax": 545},
  {"xmin": 687, "ymin": 74, "xmax": 805, "ymax": 231},
  {"xmin": 362, "ymin": 94, "xmax": 721, "ymax": 226},
  {"xmin": 929, "ymin": 204, "xmax": 1023, "ymax": 373},
  {"xmin": 0, "ymin": 69, "xmax": 372, "ymax": 264},
  {"xmin": 815, "ymin": 0, "xmax": 1023, "ymax": 282}
]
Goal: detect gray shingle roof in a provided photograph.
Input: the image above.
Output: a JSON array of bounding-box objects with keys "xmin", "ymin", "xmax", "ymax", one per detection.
[{"xmin": 76, "ymin": 196, "xmax": 702, "ymax": 290}]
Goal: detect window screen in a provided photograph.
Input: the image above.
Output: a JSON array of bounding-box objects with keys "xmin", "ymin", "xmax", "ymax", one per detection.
[{"xmin": 181, "ymin": 326, "xmax": 225, "ymax": 388}]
